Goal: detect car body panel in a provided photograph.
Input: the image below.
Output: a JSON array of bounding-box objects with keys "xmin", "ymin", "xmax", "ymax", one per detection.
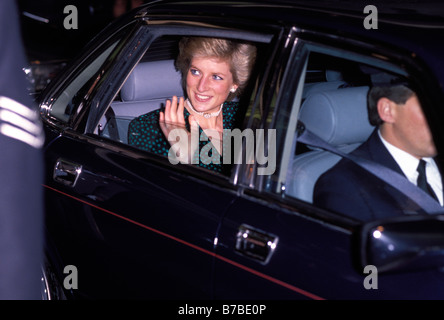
[
  {"xmin": 44, "ymin": 130, "xmax": 244, "ymax": 298},
  {"xmin": 37, "ymin": 0, "xmax": 444, "ymax": 299}
]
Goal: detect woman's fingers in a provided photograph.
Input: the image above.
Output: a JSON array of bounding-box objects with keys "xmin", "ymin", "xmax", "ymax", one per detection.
[
  {"xmin": 163, "ymin": 99, "xmax": 171, "ymax": 124},
  {"xmin": 160, "ymin": 97, "xmax": 198, "ymax": 158},
  {"xmin": 164, "ymin": 96, "xmax": 187, "ymax": 125},
  {"xmin": 159, "ymin": 109, "xmax": 165, "ymax": 122},
  {"xmin": 177, "ymin": 97, "xmax": 185, "ymax": 125},
  {"xmin": 188, "ymin": 114, "xmax": 199, "ymax": 131},
  {"xmin": 169, "ymin": 95, "xmax": 178, "ymax": 123},
  {"xmin": 159, "ymin": 110, "xmax": 169, "ymax": 138}
]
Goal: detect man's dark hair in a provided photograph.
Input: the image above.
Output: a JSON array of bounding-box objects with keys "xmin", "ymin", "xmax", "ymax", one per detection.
[{"xmin": 367, "ymin": 85, "xmax": 415, "ymax": 126}]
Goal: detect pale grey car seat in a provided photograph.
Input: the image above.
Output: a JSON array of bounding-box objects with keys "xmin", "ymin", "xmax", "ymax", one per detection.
[
  {"xmin": 99, "ymin": 59, "xmax": 183, "ymax": 143},
  {"xmin": 287, "ymin": 86, "xmax": 374, "ymax": 203},
  {"xmin": 302, "ymin": 69, "xmax": 347, "ymax": 100}
]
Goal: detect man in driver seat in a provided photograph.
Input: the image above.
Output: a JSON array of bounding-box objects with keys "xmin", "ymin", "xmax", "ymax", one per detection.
[{"xmin": 313, "ymin": 83, "xmax": 443, "ymax": 221}]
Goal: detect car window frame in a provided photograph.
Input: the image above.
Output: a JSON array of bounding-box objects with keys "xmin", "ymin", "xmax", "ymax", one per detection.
[
  {"xmin": 233, "ymin": 26, "xmax": 301, "ymax": 189},
  {"xmin": 254, "ymin": 32, "xmax": 443, "ymax": 226},
  {"xmin": 281, "ymin": 40, "xmax": 409, "ymax": 194},
  {"xmin": 81, "ymin": 23, "xmax": 275, "ymax": 131},
  {"xmin": 57, "ymin": 21, "xmax": 279, "ymax": 187},
  {"xmin": 39, "ymin": 20, "xmax": 142, "ymax": 130}
]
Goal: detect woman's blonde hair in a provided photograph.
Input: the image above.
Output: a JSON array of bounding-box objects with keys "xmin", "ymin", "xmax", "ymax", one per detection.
[{"xmin": 175, "ymin": 37, "xmax": 257, "ymax": 101}]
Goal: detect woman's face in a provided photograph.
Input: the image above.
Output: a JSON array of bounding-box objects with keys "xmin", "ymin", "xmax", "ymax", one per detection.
[{"xmin": 186, "ymin": 56, "xmax": 238, "ymax": 113}]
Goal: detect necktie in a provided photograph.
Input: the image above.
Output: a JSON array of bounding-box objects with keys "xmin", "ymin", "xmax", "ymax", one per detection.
[{"xmin": 416, "ymin": 159, "xmax": 439, "ymax": 202}]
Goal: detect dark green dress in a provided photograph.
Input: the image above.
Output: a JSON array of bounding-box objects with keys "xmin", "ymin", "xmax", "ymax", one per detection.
[{"xmin": 128, "ymin": 101, "xmax": 239, "ymax": 174}]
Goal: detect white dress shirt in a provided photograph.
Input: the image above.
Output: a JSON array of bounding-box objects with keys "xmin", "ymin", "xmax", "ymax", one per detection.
[{"xmin": 378, "ymin": 130, "xmax": 443, "ymax": 205}]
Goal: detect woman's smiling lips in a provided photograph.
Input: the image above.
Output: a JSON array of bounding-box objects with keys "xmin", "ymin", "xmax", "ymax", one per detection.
[{"xmin": 194, "ymin": 93, "xmax": 212, "ymax": 103}]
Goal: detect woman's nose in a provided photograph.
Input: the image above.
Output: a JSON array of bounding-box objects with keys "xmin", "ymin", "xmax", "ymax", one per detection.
[{"xmin": 197, "ymin": 76, "xmax": 209, "ymax": 92}]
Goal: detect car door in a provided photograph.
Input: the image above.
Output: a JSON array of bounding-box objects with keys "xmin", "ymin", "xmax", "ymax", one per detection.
[
  {"xmin": 213, "ymin": 28, "xmax": 444, "ymax": 300},
  {"xmin": 212, "ymin": 30, "xmax": 363, "ymax": 300},
  {"xmin": 45, "ymin": 135, "xmax": 237, "ymax": 299},
  {"xmin": 42, "ymin": 22, "xmax": 222, "ymax": 299},
  {"xmin": 41, "ymin": 19, "xmax": 276, "ymax": 299}
]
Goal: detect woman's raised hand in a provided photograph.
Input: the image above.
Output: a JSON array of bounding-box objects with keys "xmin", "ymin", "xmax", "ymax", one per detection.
[
  {"xmin": 160, "ymin": 95, "xmax": 185, "ymax": 126},
  {"xmin": 159, "ymin": 96, "xmax": 198, "ymax": 163}
]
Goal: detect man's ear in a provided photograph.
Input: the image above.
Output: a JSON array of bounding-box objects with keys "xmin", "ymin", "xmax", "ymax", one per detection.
[{"xmin": 377, "ymin": 97, "xmax": 396, "ymax": 123}]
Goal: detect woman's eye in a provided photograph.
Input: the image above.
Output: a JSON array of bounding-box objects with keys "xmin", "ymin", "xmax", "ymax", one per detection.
[
  {"xmin": 190, "ymin": 68, "xmax": 200, "ymax": 76},
  {"xmin": 213, "ymin": 75, "xmax": 223, "ymax": 80}
]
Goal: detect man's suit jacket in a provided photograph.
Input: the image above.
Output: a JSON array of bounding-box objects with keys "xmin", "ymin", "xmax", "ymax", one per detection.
[{"xmin": 313, "ymin": 129, "xmax": 434, "ymax": 221}]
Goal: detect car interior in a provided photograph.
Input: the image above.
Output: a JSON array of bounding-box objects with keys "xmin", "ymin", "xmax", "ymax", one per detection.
[
  {"xmin": 96, "ymin": 35, "xmax": 261, "ymax": 145},
  {"xmin": 98, "ymin": 59, "xmax": 183, "ymax": 143},
  {"xmin": 96, "ymin": 36, "xmax": 182, "ymax": 143},
  {"xmin": 287, "ymin": 85, "xmax": 373, "ymax": 202},
  {"xmin": 93, "ymin": 35, "xmax": 414, "ymax": 210},
  {"xmin": 285, "ymin": 50, "xmax": 410, "ymax": 205}
]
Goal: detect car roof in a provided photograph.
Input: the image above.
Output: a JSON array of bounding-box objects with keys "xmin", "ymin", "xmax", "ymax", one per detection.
[
  {"xmin": 127, "ymin": 0, "xmax": 444, "ymax": 91},
  {"xmin": 138, "ymin": 0, "xmax": 444, "ymax": 27}
]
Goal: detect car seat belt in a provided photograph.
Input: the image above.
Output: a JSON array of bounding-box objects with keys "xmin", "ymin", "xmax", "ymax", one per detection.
[{"xmin": 296, "ymin": 121, "xmax": 444, "ymax": 214}]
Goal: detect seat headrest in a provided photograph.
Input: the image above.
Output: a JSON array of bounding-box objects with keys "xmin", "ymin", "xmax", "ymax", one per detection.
[
  {"xmin": 299, "ymin": 86, "xmax": 374, "ymax": 146},
  {"xmin": 325, "ymin": 69, "xmax": 343, "ymax": 81},
  {"xmin": 121, "ymin": 59, "xmax": 183, "ymax": 101}
]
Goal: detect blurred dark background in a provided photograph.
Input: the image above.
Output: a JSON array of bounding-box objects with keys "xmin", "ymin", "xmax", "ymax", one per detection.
[
  {"xmin": 18, "ymin": 0, "xmax": 145, "ymax": 61},
  {"xmin": 17, "ymin": 0, "xmax": 146, "ymax": 94}
]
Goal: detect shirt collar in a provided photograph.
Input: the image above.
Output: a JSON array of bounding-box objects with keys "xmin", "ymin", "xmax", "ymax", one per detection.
[{"xmin": 377, "ymin": 130, "xmax": 434, "ymax": 183}]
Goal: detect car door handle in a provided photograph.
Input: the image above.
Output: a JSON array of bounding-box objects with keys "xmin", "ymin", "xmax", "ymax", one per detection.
[
  {"xmin": 235, "ymin": 224, "xmax": 278, "ymax": 264},
  {"xmin": 53, "ymin": 158, "xmax": 82, "ymax": 187}
]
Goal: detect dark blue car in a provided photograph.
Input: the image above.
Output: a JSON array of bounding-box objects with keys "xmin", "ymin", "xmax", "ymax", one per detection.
[{"xmin": 38, "ymin": 0, "xmax": 444, "ymax": 299}]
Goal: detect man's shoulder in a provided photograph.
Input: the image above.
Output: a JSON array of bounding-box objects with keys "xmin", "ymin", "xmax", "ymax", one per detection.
[
  {"xmin": 315, "ymin": 132, "xmax": 380, "ymax": 189},
  {"xmin": 316, "ymin": 156, "xmax": 359, "ymax": 187}
]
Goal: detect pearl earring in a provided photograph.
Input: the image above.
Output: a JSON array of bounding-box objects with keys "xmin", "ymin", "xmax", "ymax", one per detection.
[{"xmin": 230, "ymin": 87, "xmax": 236, "ymax": 93}]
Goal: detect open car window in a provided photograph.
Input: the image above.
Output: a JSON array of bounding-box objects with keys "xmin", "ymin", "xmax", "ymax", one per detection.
[
  {"xmin": 44, "ymin": 24, "xmax": 135, "ymax": 124},
  {"xmin": 277, "ymin": 43, "xmax": 443, "ymax": 222},
  {"xmin": 96, "ymin": 36, "xmax": 182, "ymax": 144},
  {"xmin": 93, "ymin": 33, "xmax": 271, "ymax": 177}
]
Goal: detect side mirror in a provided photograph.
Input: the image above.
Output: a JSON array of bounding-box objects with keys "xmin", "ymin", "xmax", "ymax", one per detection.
[{"xmin": 360, "ymin": 215, "xmax": 444, "ymax": 273}]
